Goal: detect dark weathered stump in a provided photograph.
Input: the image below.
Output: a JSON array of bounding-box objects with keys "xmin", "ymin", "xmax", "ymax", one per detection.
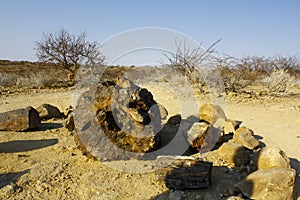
[
  {"xmin": 0, "ymin": 106, "xmax": 41, "ymax": 131},
  {"xmin": 155, "ymin": 156, "xmax": 212, "ymax": 189},
  {"xmin": 74, "ymin": 67, "xmax": 162, "ymax": 161}
]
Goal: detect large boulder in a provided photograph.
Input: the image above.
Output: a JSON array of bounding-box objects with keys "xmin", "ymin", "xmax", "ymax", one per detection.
[
  {"xmin": 237, "ymin": 168, "xmax": 296, "ymax": 200},
  {"xmin": 199, "ymin": 103, "xmax": 226, "ymax": 125},
  {"xmin": 0, "ymin": 106, "xmax": 41, "ymax": 131},
  {"xmin": 74, "ymin": 68, "xmax": 162, "ymax": 161},
  {"xmin": 217, "ymin": 142, "xmax": 250, "ymax": 166},
  {"xmin": 36, "ymin": 104, "xmax": 63, "ymax": 120},
  {"xmin": 232, "ymin": 126, "xmax": 259, "ymax": 150},
  {"xmin": 253, "ymin": 146, "xmax": 290, "ymax": 170}
]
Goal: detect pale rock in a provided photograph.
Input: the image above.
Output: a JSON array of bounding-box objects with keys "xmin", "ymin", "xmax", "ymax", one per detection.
[
  {"xmin": 36, "ymin": 104, "xmax": 63, "ymax": 120},
  {"xmin": 232, "ymin": 126, "xmax": 259, "ymax": 150},
  {"xmin": 218, "ymin": 142, "xmax": 249, "ymax": 166},
  {"xmin": 253, "ymin": 146, "xmax": 290, "ymax": 170},
  {"xmin": 235, "ymin": 126, "xmax": 254, "ymax": 136},
  {"xmin": 224, "ymin": 119, "xmax": 241, "ymax": 134},
  {"xmin": 157, "ymin": 103, "xmax": 168, "ymax": 120},
  {"xmin": 226, "ymin": 196, "xmax": 244, "ymax": 200},
  {"xmin": 199, "ymin": 103, "xmax": 226, "ymax": 125},
  {"xmin": 237, "ymin": 168, "xmax": 296, "ymax": 200}
]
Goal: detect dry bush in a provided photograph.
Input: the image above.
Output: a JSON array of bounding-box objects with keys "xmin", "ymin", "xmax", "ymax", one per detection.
[
  {"xmin": 262, "ymin": 69, "xmax": 296, "ymax": 93},
  {"xmin": 0, "ymin": 70, "xmax": 16, "ymax": 87},
  {"xmin": 163, "ymin": 40, "xmax": 221, "ymax": 93},
  {"xmin": 162, "ymin": 40, "xmax": 300, "ymax": 95},
  {"xmin": 217, "ymin": 55, "xmax": 300, "ymax": 93}
]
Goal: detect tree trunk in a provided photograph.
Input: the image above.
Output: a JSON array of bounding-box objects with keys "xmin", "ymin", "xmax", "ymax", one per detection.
[
  {"xmin": 67, "ymin": 71, "xmax": 75, "ymax": 86},
  {"xmin": 0, "ymin": 107, "xmax": 41, "ymax": 131}
]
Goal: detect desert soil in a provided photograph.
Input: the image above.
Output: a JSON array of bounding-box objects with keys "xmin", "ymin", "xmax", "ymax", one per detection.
[{"xmin": 0, "ymin": 83, "xmax": 300, "ymax": 199}]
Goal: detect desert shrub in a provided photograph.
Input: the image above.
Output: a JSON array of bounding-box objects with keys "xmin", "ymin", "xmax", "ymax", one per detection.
[
  {"xmin": 217, "ymin": 55, "xmax": 300, "ymax": 93},
  {"xmin": 15, "ymin": 71, "xmax": 67, "ymax": 88},
  {"xmin": 163, "ymin": 40, "xmax": 222, "ymax": 93},
  {"xmin": 263, "ymin": 69, "xmax": 296, "ymax": 93},
  {"xmin": 0, "ymin": 70, "xmax": 16, "ymax": 87}
]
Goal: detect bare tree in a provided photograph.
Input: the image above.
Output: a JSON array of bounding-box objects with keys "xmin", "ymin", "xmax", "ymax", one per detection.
[
  {"xmin": 163, "ymin": 40, "xmax": 221, "ymax": 92},
  {"xmin": 35, "ymin": 28, "xmax": 105, "ymax": 85}
]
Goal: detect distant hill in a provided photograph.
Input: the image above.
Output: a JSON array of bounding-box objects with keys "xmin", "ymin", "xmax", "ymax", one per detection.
[{"xmin": 0, "ymin": 60, "xmax": 68, "ymax": 89}]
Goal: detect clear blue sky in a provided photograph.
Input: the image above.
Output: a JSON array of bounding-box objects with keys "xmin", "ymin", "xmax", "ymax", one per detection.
[{"xmin": 1, "ymin": 0, "xmax": 300, "ymax": 65}]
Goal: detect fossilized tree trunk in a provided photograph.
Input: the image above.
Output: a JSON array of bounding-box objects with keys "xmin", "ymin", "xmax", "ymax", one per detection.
[{"xmin": 74, "ymin": 67, "xmax": 162, "ymax": 161}]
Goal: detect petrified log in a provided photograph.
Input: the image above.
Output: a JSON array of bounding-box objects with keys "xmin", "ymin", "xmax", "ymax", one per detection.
[
  {"xmin": 155, "ymin": 156, "xmax": 212, "ymax": 189},
  {"xmin": 74, "ymin": 67, "xmax": 162, "ymax": 161},
  {"xmin": 0, "ymin": 106, "xmax": 41, "ymax": 131}
]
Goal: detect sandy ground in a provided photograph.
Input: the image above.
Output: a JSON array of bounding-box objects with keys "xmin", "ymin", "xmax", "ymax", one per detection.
[{"xmin": 0, "ymin": 83, "xmax": 300, "ymax": 199}]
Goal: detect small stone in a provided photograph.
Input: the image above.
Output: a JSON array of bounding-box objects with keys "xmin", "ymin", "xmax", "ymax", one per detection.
[
  {"xmin": 187, "ymin": 122, "xmax": 209, "ymax": 149},
  {"xmin": 226, "ymin": 196, "xmax": 244, "ymax": 200},
  {"xmin": 36, "ymin": 104, "xmax": 63, "ymax": 120},
  {"xmin": 63, "ymin": 113, "xmax": 75, "ymax": 132},
  {"xmin": 235, "ymin": 126, "xmax": 254, "ymax": 136},
  {"xmin": 224, "ymin": 119, "xmax": 241, "ymax": 134},
  {"xmin": 200, "ymin": 125, "xmax": 223, "ymax": 153},
  {"xmin": 168, "ymin": 190, "xmax": 183, "ymax": 200},
  {"xmin": 222, "ymin": 186, "xmax": 241, "ymax": 197},
  {"xmin": 232, "ymin": 126, "xmax": 259, "ymax": 150},
  {"xmin": 154, "ymin": 103, "xmax": 168, "ymax": 120},
  {"xmin": 63, "ymin": 105, "xmax": 73, "ymax": 117},
  {"xmin": 0, "ymin": 184, "xmax": 15, "ymax": 198},
  {"xmin": 199, "ymin": 103, "xmax": 226, "ymax": 125}
]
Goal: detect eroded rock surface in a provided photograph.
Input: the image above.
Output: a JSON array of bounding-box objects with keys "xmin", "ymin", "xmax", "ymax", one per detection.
[{"xmin": 74, "ymin": 68, "xmax": 162, "ymax": 161}]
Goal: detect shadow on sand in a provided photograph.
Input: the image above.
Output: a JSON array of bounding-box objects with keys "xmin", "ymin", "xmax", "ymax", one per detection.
[
  {"xmin": 37, "ymin": 122, "xmax": 63, "ymax": 131},
  {"xmin": 0, "ymin": 138, "xmax": 58, "ymax": 153},
  {"xmin": 290, "ymin": 158, "xmax": 300, "ymax": 199},
  {"xmin": 0, "ymin": 169, "xmax": 30, "ymax": 189}
]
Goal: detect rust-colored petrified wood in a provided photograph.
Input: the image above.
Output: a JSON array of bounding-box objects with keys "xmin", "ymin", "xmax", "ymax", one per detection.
[{"xmin": 74, "ymin": 67, "xmax": 162, "ymax": 161}]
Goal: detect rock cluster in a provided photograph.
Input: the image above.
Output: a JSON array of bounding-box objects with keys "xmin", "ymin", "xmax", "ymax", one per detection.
[{"xmin": 195, "ymin": 103, "xmax": 296, "ymax": 199}]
